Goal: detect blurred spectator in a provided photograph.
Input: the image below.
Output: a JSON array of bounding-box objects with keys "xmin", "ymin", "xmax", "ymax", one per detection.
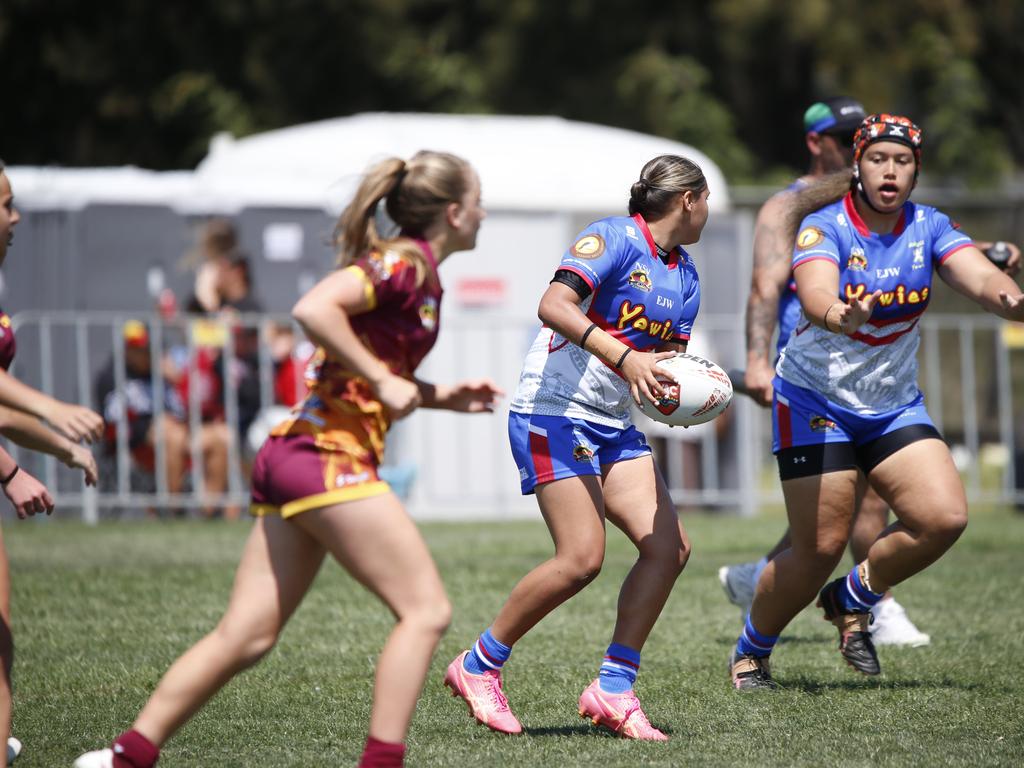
[
  {"xmin": 269, "ymin": 322, "xmax": 312, "ymax": 408},
  {"xmin": 95, "ymin": 321, "xmax": 233, "ymax": 519},
  {"xmin": 182, "ymin": 218, "xmax": 241, "ymax": 314},
  {"xmin": 167, "ymin": 220, "xmax": 264, "ymax": 503},
  {"xmin": 179, "ymin": 223, "xmax": 264, "ymax": 442},
  {"xmin": 243, "ymin": 322, "xmax": 315, "ymax": 457}
]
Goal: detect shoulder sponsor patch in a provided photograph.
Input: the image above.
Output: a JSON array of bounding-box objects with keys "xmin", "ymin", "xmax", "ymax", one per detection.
[
  {"xmin": 367, "ymin": 249, "xmax": 405, "ymax": 281},
  {"xmin": 571, "ymin": 234, "xmax": 605, "ymax": 259},
  {"xmin": 796, "ymin": 226, "xmax": 825, "ymax": 250}
]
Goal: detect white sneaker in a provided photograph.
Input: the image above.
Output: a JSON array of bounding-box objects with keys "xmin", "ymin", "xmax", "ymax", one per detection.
[
  {"xmin": 73, "ymin": 748, "xmax": 113, "ymax": 768},
  {"xmin": 718, "ymin": 562, "xmax": 759, "ymax": 614},
  {"xmin": 7, "ymin": 737, "xmax": 21, "ymax": 765},
  {"xmin": 870, "ymin": 597, "xmax": 931, "ymax": 647}
]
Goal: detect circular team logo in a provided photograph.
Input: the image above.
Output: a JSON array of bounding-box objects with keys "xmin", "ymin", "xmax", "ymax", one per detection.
[
  {"xmin": 571, "ymin": 234, "xmax": 605, "ymax": 259},
  {"xmin": 418, "ymin": 297, "xmax": 438, "ymax": 331},
  {"xmin": 809, "ymin": 415, "xmax": 838, "ymax": 432},
  {"xmin": 628, "ymin": 264, "xmax": 653, "ymax": 292},
  {"xmin": 846, "ymin": 250, "xmax": 868, "ymax": 271},
  {"xmin": 796, "ymin": 226, "xmax": 825, "ymax": 250},
  {"xmin": 572, "ymin": 444, "xmax": 595, "ymax": 462}
]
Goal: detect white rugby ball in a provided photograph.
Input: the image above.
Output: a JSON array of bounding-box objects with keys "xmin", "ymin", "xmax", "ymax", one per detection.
[{"xmin": 647, "ymin": 353, "xmax": 734, "ymax": 427}]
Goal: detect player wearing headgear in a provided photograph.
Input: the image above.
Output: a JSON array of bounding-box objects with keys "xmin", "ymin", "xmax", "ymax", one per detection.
[
  {"xmin": 721, "ymin": 97, "xmax": 1020, "ymax": 648},
  {"xmin": 445, "ymin": 155, "xmax": 709, "ymax": 741},
  {"xmin": 724, "ymin": 97, "xmax": 932, "ymax": 647},
  {"xmin": 729, "ymin": 114, "xmax": 1024, "ymax": 689},
  {"xmin": 75, "ymin": 150, "xmax": 501, "ymax": 768}
]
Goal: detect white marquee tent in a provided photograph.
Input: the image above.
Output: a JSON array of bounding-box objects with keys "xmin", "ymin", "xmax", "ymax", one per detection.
[
  {"xmin": 13, "ymin": 112, "xmax": 730, "ymax": 215},
  {"xmin": 7, "ymin": 114, "xmax": 751, "ymax": 519}
]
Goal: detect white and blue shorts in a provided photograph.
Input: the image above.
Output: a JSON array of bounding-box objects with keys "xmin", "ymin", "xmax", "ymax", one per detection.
[{"xmin": 508, "ymin": 412, "xmax": 651, "ymax": 494}]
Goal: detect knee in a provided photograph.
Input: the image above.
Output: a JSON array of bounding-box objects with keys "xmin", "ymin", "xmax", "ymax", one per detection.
[
  {"xmin": 677, "ymin": 538, "xmax": 692, "ymax": 573},
  {"xmin": 214, "ymin": 621, "xmax": 279, "ymax": 669},
  {"xmin": 642, "ymin": 537, "xmax": 691, "ymax": 576},
  {"xmin": 796, "ymin": 535, "xmax": 847, "ymax": 573},
  {"xmin": 161, "ymin": 417, "xmax": 188, "ymax": 450},
  {"xmin": 402, "ymin": 597, "xmax": 452, "ymax": 640},
  {"xmin": 560, "ymin": 549, "xmax": 604, "ymax": 587},
  {"xmin": 925, "ymin": 507, "xmax": 968, "ymax": 545},
  {"xmin": 200, "ymin": 423, "xmax": 230, "ymax": 453}
]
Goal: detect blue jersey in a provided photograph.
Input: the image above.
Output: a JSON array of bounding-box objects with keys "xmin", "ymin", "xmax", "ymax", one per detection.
[
  {"xmin": 777, "ymin": 192, "xmax": 972, "ymax": 412},
  {"xmin": 510, "ymin": 214, "xmax": 702, "ymax": 428}
]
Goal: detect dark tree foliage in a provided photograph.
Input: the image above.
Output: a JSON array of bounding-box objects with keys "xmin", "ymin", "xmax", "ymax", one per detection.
[{"xmin": 1, "ymin": 0, "xmax": 1019, "ymax": 184}]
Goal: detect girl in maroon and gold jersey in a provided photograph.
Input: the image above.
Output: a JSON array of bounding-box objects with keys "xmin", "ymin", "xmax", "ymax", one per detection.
[
  {"xmin": 75, "ymin": 150, "xmax": 501, "ymax": 768},
  {"xmin": 0, "ymin": 159, "xmax": 103, "ymax": 765}
]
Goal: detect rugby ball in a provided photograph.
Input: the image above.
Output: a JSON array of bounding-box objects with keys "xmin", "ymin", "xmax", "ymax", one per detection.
[{"xmin": 647, "ymin": 353, "xmax": 734, "ymax": 427}]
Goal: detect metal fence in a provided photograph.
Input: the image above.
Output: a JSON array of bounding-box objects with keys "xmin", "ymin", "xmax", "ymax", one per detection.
[{"xmin": 7, "ymin": 310, "xmax": 1024, "ymax": 522}]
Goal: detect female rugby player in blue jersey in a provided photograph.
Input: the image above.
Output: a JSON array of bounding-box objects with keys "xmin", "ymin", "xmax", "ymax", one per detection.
[
  {"xmin": 730, "ymin": 114, "xmax": 1024, "ymax": 688},
  {"xmin": 446, "ymin": 155, "xmax": 710, "ymax": 740}
]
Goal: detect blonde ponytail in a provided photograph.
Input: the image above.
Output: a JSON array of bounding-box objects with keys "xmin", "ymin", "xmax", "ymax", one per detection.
[{"xmin": 334, "ymin": 151, "xmax": 471, "ymax": 286}]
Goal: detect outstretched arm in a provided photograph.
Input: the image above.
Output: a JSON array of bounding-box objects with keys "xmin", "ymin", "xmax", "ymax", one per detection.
[
  {"xmin": 794, "ymin": 259, "xmax": 881, "ymax": 334},
  {"xmin": 786, "ymin": 170, "xmax": 853, "ymax": 221},
  {"xmin": 938, "ymin": 246, "xmax": 1024, "ymax": 321},
  {"xmin": 0, "ymin": 368, "xmax": 103, "ymax": 443},
  {"xmin": 414, "ymin": 378, "xmax": 505, "ymax": 412},
  {"xmin": 0, "ymin": 406, "xmax": 98, "ymax": 485},
  {"xmin": 973, "ymin": 239, "xmax": 1021, "ymax": 277}
]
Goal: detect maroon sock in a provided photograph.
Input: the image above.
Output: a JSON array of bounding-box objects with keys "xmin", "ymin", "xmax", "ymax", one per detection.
[
  {"xmin": 357, "ymin": 736, "xmax": 405, "ymax": 768},
  {"xmin": 111, "ymin": 730, "xmax": 160, "ymax": 768}
]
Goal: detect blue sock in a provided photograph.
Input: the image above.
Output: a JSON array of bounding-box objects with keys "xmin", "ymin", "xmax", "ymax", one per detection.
[
  {"xmin": 837, "ymin": 564, "xmax": 885, "ymax": 612},
  {"xmin": 463, "ymin": 627, "xmax": 512, "ymax": 675},
  {"xmin": 599, "ymin": 643, "xmax": 640, "ymax": 693},
  {"xmin": 735, "ymin": 614, "xmax": 779, "ymax": 658}
]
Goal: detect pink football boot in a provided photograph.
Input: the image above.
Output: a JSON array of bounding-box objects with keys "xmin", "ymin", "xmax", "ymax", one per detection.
[
  {"xmin": 577, "ymin": 679, "xmax": 668, "ymax": 741},
  {"xmin": 443, "ymin": 651, "xmax": 522, "ymax": 734}
]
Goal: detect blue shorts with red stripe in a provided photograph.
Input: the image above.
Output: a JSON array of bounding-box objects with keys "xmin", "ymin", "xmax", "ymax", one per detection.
[
  {"xmin": 772, "ymin": 377, "xmax": 936, "ymax": 454},
  {"xmin": 508, "ymin": 411, "xmax": 652, "ymax": 495}
]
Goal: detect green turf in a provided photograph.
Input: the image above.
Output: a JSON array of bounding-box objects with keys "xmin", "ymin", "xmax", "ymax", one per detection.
[{"xmin": 7, "ymin": 508, "xmax": 1024, "ymax": 767}]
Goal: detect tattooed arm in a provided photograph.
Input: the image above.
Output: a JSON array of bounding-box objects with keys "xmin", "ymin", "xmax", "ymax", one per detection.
[
  {"xmin": 743, "ymin": 170, "xmax": 851, "ymax": 407},
  {"xmin": 743, "ymin": 192, "xmax": 795, "ymax": 406}
]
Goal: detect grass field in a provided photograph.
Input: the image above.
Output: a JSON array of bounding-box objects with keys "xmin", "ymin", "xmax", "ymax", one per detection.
[{"xmin": 7, "ymin": 508, "xmax": 1024, "ymax": 767}]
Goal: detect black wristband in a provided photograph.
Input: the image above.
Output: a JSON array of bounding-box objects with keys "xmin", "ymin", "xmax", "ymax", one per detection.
[
  {"xmin": 614, "ymin": 348, "xmax": 631, "ymax": 369},
  {"xmin": 579, "ymin": 323, "xmax": 598, "ymax": 350},
  {"xmin": 0, "ymin": 465, "xmax": 19, "ymax": 486}
]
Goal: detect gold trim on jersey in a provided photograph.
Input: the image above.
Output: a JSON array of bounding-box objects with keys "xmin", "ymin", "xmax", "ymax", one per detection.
[
  {"xmin": 342, "ymin": 264, "xmax": 378, "ymax": 311},
  {"xmin": 250, "ymin": 482, "xmax": 392, "ymax": 518}
]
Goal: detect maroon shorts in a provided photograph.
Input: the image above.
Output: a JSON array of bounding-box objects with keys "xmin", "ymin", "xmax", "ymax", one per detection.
[{"xmin": 249, "ymin": 434, "xmax": 390, "ymax": 519}]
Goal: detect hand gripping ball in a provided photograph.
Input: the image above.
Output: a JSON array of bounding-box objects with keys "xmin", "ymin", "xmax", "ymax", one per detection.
[{"xmin": 647, "ymin": 353, "xmax": 734, "ymax": 427}]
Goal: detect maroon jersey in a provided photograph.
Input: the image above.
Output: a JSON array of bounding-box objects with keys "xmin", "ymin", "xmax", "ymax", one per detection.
[
  {"xmin": 346, "ymin": 239, "xmax": 443, "ymax": 379},
  {"xmin": 271, "ymin": 239, "xmax": 443, "ymax": 460},
  {"xmin": 0, "ymin": 308, "xmax": 16, "ymax": 371}
]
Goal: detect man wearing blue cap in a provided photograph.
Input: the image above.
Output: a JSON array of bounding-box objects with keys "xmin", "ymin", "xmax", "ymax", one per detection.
[
  {"xmin": 724, "ymin": 97, "xmax": 933, "ymax": 648},
  {"xmin": 743, "ymin": 97, "xmax": 867, "ymax": 405}
]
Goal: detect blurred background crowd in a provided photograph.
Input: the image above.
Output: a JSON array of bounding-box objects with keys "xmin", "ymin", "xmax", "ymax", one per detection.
[{"xmin": 1, "ymin": 1, "xmax": 1022, "ymax": 520}]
